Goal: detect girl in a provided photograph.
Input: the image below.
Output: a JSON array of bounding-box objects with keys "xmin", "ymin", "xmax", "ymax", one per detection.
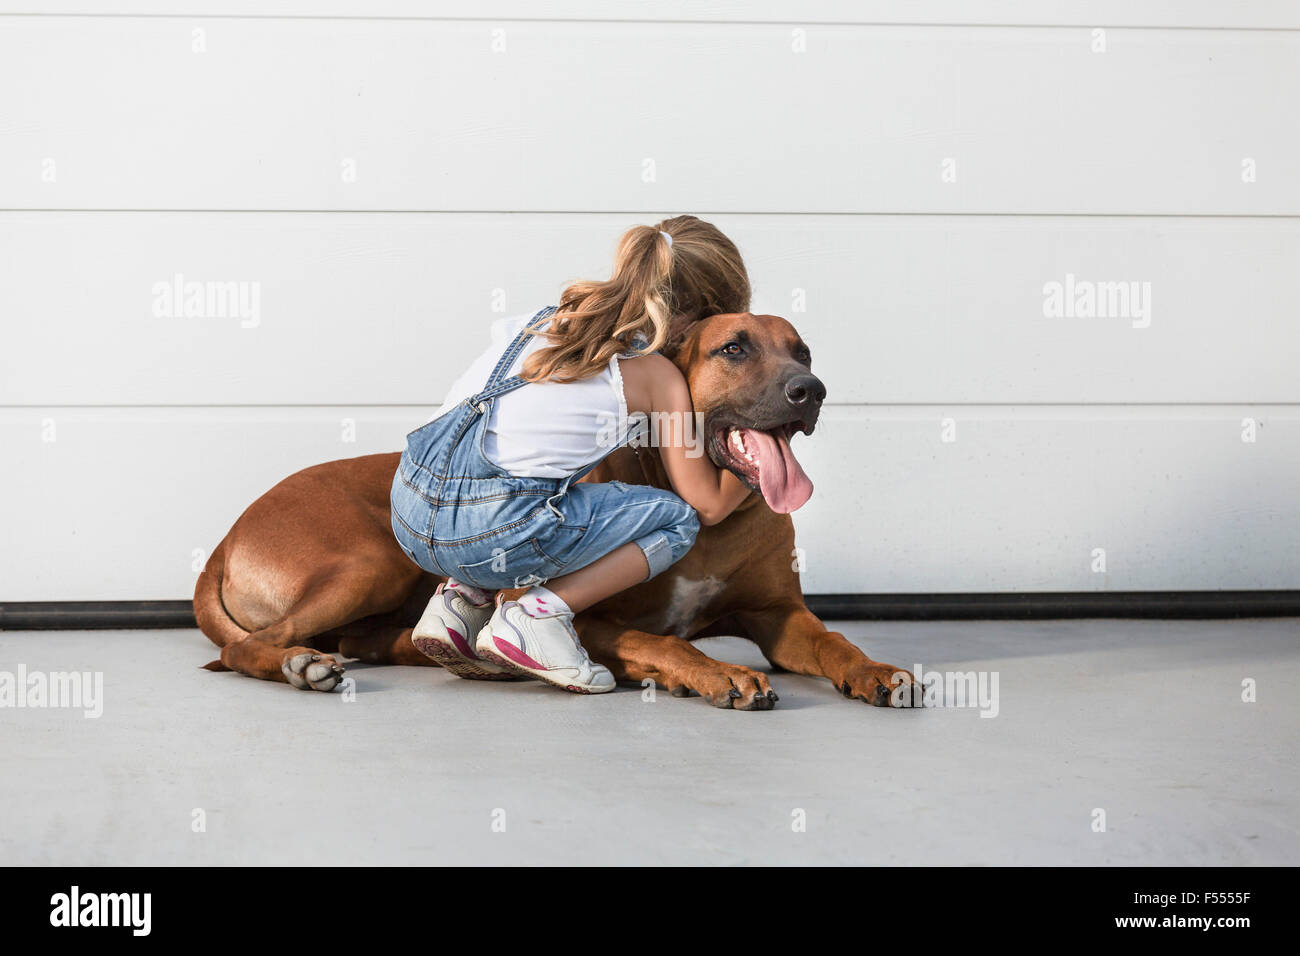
[{"xmin": 390, "ymin": 216, "xmax": 753, "ymax": 693}]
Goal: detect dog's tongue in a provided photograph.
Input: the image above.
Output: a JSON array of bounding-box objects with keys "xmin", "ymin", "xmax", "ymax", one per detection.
[{"xmin": 741, "ymin": 428, "xmax": 813, "ymax": 513}]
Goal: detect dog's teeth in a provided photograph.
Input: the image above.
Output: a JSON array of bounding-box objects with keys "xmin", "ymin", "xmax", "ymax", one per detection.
[{"xmin": 728, "ymin": 427, "xmax": 758, "ymax": 465}]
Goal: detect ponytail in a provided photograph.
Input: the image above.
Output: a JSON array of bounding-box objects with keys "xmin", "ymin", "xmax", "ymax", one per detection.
[{"xmin": 521, "ymin": 215, "xmax": 750, "ymax": 383}]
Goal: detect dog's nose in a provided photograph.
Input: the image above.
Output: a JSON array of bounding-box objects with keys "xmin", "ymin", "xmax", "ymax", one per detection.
[{"xmin": 785, "ymin": 373, "xmax": 826, "ymax": 407}]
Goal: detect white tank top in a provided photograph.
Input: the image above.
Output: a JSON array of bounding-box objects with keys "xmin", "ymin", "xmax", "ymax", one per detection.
[{"xmin": 434, "ymin": 310, "xmax": 644, "ymax": 478}]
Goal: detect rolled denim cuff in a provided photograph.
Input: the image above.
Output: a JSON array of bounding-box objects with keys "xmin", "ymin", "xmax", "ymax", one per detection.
[{"xmin": 635, "ymin": 530, "xmax": 674, "ymax": 580}]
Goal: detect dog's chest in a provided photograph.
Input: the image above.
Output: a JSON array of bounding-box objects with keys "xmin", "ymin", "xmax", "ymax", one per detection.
[{"xmin": 646, "ymin": 574, "xmax": 728, "ymax": 637}]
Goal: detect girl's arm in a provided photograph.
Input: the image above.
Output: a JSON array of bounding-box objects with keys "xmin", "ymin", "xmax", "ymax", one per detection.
[{"xmin": 619, "ymin": 354, "xmax": 751, "ymax": 526}]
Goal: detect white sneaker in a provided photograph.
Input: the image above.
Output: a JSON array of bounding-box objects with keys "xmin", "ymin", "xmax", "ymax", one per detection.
[
  {"xmin": 411, "ymin": 584, "xmax": 512, "ymax": 680},
  {"xmin": 474, "ymin": 599, "xmax": 616, "ymax": 694}
]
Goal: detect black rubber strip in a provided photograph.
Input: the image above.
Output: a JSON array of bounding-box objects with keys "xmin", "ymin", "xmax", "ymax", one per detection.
[
  {"xmin": 0, "ymin": 601, "xmax": 198, "ymax": 631},
  {"xmin": 2, "ymin": 592, "xmax": 1298, "ymax": 630},
  {"xmin": 806, "ymin": 591, "xmax": 1300, "ymax": 620}
]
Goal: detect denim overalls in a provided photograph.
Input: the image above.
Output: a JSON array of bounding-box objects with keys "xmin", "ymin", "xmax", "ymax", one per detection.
[{"xmin": 391, "ymin": 307, "xmax": 701, "ymax": 590}]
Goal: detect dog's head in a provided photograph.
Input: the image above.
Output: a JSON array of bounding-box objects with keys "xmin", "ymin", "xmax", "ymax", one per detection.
[{"xmin": 673, "ymin": 312, "xmax": 824, "ymax": 514}]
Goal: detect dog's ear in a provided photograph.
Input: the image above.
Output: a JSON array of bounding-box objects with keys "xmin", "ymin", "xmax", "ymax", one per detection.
[
  {"xmin": 659, "ymin": 311, "xmax": 704, "ymax": 359},
  {"xmin": 669, "ymin": 323, "xmax": 704, "ymax": 375}
]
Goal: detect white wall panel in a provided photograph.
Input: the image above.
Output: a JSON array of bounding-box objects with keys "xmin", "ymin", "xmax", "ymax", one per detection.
[
  {"xmin": 4, "ymin": 212, "xmax": 1298, "ymax": 406},
  {"xmin": 2, "ymin": 406, "xmax": 1296, "ymax": 600},
  {"xmin": 1, "ymin": 6, "xmax": 1296, "ymax": 600},
  {"xmin": 1, "ymin": 2, "xmax": 1295, "ymax": 29},
  {"xmin": 1, "ymin": 18, "xmax": 1296, "ymax": 214}
]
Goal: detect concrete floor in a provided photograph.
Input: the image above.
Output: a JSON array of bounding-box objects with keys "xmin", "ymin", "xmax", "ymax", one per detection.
[{"xmin": 1, "ymin": 619, "xmax": 1296, "ymax": 866}]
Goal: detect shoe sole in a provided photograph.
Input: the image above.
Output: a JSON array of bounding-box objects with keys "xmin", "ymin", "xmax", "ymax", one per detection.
[
  {"xmin": 411, "ymin": 633, "xmax": 516, "ymax": 681},
  {"xmin": 476, "ymin": 640, "xmax": 614, "ymax": 695}
]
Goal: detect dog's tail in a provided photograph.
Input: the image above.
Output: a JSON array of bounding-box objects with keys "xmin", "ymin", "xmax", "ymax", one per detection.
[{"xmin": 193, "ymin": 538, "xmax": 246, "ymax": 670}]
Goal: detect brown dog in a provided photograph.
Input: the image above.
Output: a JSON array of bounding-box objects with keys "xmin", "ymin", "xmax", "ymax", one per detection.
[{"xmin": 194, "ymin": 313, "xmax": 915, "ymax": 709}]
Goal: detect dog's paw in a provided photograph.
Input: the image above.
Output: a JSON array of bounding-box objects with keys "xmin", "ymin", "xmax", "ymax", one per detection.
[
  {"xmin": 836, "ymin": 662, "xmax": 919, "ymax": 708},
  {"xmin": 281, "ymin": 651, "xmax": 345, "ymax": 692},
  {"xmin": 673, "ymin": 663, "xmax": 777, "ymax": 711}
]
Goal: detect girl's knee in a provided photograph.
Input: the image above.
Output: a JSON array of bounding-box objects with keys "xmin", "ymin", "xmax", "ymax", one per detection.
[
  {"xmin": 637, "ymin": 507, "xmax": 700, "ymax": 579},
  {"xmin": 662, "ymin": 501, "xmax": 700, "ymax": 563},
  {"xmin": 678, "ymin": 506, "xmax": 701, "ymax": 546}
]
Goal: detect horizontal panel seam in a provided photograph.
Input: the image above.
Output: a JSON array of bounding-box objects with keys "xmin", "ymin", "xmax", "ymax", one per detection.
[
  {"xmin": 3, "ymin": 210, "xmax": 1300, "ymax": 219},
  {"xmin": 0, "ymin": 14, "xmax": 1298, "ymax": 32}
]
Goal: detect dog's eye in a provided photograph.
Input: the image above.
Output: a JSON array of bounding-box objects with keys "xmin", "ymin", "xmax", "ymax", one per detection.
[{"xmin": 717, "ymin": 342, "xmax": 744, "ymax": 357}]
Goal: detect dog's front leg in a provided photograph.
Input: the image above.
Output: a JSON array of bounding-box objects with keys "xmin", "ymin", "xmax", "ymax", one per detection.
[
  {"xmin": 574, "ymin": 615, "xmax": 777, "ymax": 711},
  {"xmin": 738, "ymin": 604, "xmax": 917, "ymax": 708}
]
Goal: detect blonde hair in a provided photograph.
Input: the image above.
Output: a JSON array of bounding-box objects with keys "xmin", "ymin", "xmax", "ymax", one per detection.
[{"xmin": 521, "ymin": 215, "xmax": 750, "ymax": 383}]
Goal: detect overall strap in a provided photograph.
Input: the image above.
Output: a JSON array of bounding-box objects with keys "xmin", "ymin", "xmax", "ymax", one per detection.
[
  {"xmin": 545, "ymin": 336, "xmax": 657, "ymax": 506},
  {"xmin": 549, "ymin": 412, "xmax": 651, "ymax": 509},
  {"xmin": 468, "ymin": 306, "xmax": 556, "ymax": 410}
]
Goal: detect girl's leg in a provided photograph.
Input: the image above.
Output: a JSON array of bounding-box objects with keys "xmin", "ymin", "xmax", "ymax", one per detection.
[
  {"xmin": 473, "ymin": 484, "xmax": 701, "ymax": 693},
  {"xmin": 543, "ymin": 541, "xmax": 649, "ymax": 613},
  {"xmin": 538, "ymin": 481, "xmax": 702, "ymax": 610}
]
